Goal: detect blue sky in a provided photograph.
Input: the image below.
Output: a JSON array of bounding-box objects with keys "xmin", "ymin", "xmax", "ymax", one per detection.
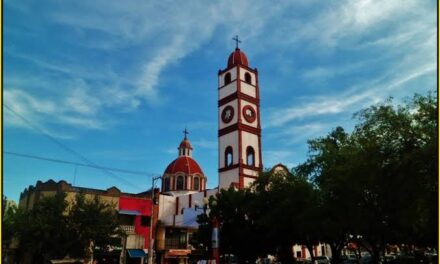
[{"xmin": 4, "ymin": 0, "xmax": 437, "ymax": 203}]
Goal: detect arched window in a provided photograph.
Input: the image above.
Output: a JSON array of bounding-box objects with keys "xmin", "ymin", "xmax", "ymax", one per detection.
[
  {"xmin": 224, "ymin": 72, "xmax": 231, "ymax": 85},
  {"xmin": 176, "ymin": 175, "xmax": 184, "ymax": 190},
  {"xmin": 225, "ymin": 146, "xmax": 233, "ymax": 167},
  {"xmin": 246, "ymin": 146, "xmax": 255, "ymax": 166},
  {"xmin": 194, "ymin": 177, "xmax": 200, "ymax": 191},
  {"xmin": 163, "ymin": 177, "xmax": 170, "ymax": 191},
  {"xmin": 244, "ymin": 72, "xmax": 252, "ymax": 84}
]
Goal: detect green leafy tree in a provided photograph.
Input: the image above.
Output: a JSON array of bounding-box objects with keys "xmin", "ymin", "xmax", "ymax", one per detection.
[
  {"xmin": 297, "ymin": 92, "xmax": 437, "ymax": 264},
  {"xmin": 253, "ymin": 171, "xmax": 322, "ymax": 263},
  {"xmin": 68, "ymin": 193, "xmax": 121, "ymax": 262},
  {"xmin": 10, "ymin": 191, "xmax": 121, "ymax": 263},
  {"xmin": 13, "ymin": 192, "xmax": 71, "ymax": 263}
]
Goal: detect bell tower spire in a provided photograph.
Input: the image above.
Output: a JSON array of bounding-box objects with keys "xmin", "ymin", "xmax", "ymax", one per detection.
[{"xmin": 217, "ymin": 41, "xmax": 263, "ymax": 190}]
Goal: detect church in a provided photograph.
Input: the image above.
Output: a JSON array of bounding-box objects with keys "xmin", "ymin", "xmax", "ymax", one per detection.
[
  {"xmin": 154, "ymin": 41, "xmax": 267, "ymax": 264},
  {"xmin": 155, "ymin": 41, "xmax": 330, "ymax": 264},
  {"xmin": 15, "ymin": 41, "xmax": 330, "ymax": 264}
]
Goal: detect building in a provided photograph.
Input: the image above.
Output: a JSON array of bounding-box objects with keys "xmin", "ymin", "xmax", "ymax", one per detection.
[
  {"xmin": 161, "ymin": 132, "xmax": 207, "ymax": 196},
  {"xmin": 152, "ymin": 45, "xmax": 266, "ymax": 264},
  {"xmin": 218, "ymin": 46, "xmax": 263, "ymax": 190},
  {"xmin": 156, "ymin": 135, "xmax": 217, "ymax": 264},
  {"xmin": 18, "ymin": 179, "xmax": 158, "ymax": 264}
]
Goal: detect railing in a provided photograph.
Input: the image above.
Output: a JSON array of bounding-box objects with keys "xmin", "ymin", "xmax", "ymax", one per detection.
[
  {"xmin": 120, "ymin": 225, "xmax": 135, "ymax": 234},
  {"xmin": 156, "ymin": 239, "xmax": 188, "ymax": 250}
]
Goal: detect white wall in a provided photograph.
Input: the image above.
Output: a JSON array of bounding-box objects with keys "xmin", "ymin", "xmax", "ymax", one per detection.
[
  {"xmin": 218, "ymin": 100, "xmax": 238, "ymax": 130},
  {"xmin": 219, "ymin": 130, "xmax": 238, "ymax": 167},
  {"xmin": 158, "ymin": 195, "xmax": 176, "ymax": 221},
  {"xmin": 219, "ymin": 82, "xmax": 237, "ymax": 99},
  {"xmin": 239, "ymin": 68, "xmax": 256, "ymax": 86},
  {"xmin": 219, "ymin": 168, "xmax": 239, "ymax": 190},
  {"xmin": 218, "ymin": 67, "xmax": 237, "ymax": 87},
  {"xmin": 241, "ymin": 82, "xmax": 256, "ymax": 97},
  {"xmin": 241, "ymin": 131, "xmax": 260, "ymax": 167}
]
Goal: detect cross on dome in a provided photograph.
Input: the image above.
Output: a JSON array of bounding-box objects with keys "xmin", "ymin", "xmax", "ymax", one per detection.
[
  {"xmin": 183, "ymin": 128, "xmax": 189, "ymax": 139},
  {"xmin": 232, "ymin": 35, "xmax": 241, "ymax": 49}
]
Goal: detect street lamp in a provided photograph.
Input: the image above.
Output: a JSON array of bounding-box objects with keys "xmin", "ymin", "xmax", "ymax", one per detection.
[
  {"xmin": 202, "ymin": 197, "xmax": 220, "ymax": 264},
  {"xmin": 148, "ymin": 175, "xmax": 162, "ymax": 264}
]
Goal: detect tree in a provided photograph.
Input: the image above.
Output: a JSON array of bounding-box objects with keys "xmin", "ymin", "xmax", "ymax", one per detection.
[
  {"xmin": 295, "ymin": 127, "xmax": 356, "ymax": 264},
  {"xmin": 297, "ymin": 92, "xmax": 437, "ymax": 264},
  {"xmin": 253, "ymin": 171, "xmax": 322, "ymax": 263},
  {"xmin": 13, "ymin": 192, "xmax": 71, "ymax": 263},
  {"xmin": 68, "ymin": 193, "xmax": 121, "ymax": 262},
  {"xmin": 10, "ymin": 191, "xmax": 121, "ymax": 263},
  {"xmin": 213, "ymin": 188, "xmax": 266, "ymax": 263}
]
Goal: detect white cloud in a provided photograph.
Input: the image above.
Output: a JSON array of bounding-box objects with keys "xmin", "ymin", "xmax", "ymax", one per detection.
[
  {"xmin": 267, "ymin": 61, "xmax": 435, "ymax": 128},
  {"xmin": 4, "ymin": 88, "xmax": 106, "ymax": 135},
  {"xmin": 192, "ymin": 139, "xmax": 217, "ymax": 150},
  {"xmin": 263, "ymin": 150, "xmax": 296, "ymax": 169},
  {"xmin": 5, "ymin": 0, "xmax": 435, "ymax": 137}
]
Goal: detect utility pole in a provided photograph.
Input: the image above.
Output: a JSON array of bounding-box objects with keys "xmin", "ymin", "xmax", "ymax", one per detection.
[{"xmin": 148, "ymin": 175, "xmax": 161, "ymax": 264}]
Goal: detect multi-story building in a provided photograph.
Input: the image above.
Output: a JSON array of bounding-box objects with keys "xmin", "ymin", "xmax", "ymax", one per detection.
[{"xmin": 18, "ymin": 179, "xmax": 158, "ymax": 264}]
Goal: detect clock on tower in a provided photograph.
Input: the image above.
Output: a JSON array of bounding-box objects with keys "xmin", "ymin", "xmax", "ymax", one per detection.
[{"xmin": 218, "ymin": 37, "xmax": 263, "ymax": 190}]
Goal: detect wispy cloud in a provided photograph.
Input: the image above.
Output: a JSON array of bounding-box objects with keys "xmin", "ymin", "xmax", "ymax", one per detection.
[
  {"xmin": 267, "ymin": 61, "xmax": 435, "ymax": 128},
  {"xmin": 263, "ymin": 150, "xmax": 296, "ymax": 169},
  {"xmin": 192, "ymin": 139, "xmax": 217, "ymax": 150},
  {"xmin": 4, "ymin": 88, "xmax": 106, "ymax": 135}
]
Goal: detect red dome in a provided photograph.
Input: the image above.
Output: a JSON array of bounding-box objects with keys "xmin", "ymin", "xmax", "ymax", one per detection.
[
  {"xmin": 164, "ymin": 156, "xmax": 204, "ymax": 175},
  {"xmin": 227, "ymin": 48, "xmax": 249, "ymax": 67},
  {"xmin": 179, "ymin": 139, "xmax": 192, "ymax": 149}
]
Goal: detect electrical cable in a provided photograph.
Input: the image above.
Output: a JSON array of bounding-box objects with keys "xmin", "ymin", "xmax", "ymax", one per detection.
[
  {"xmin": 4, "ymin": 151, "xmax": 152, "ymax": 175},
  {"xmin": 4, "ymin": 104, "xmax": 155, "ymax": 191}
]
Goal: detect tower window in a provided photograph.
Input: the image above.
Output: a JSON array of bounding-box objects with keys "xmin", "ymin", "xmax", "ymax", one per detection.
[
  {"xmin": 225, "ymin": 146, "xmax": 233, "ymax": 167},
  {"xmin": 176, "ymin": 175, "xmax": 184, "ymax": 190},
  {"xmin": 224, "ymin": 72, "xmax": 231, "ymax": 85},
  {"xmin": 194, "ymin": 177, "xmax": 200, "ymax": 191},
  {"xmin": 163, "ymin": 177, "xmax": 170, "ymax": 191},
  {"xmin": 244, "ymin": 72, "xmax": 252, "ymax": 84},
  {"xmin": 246, "ymin": 146, "xmax": 255, "ymax": 166}
]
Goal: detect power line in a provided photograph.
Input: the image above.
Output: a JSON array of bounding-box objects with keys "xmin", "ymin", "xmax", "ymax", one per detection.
[
  {"xmin": 4, "ymin": 104, "xmax": 156, "ymax": 191},
  {"xmin": 4, "ymin": 151, "xmax": 152, "ymax": 176}
]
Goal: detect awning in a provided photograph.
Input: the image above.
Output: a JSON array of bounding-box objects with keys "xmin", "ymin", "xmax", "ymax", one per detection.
[
  {"xmin": 168, "ymin": 249, "xmax": 191, "ymax": 256},
  {"xmin": 119, "ymin": 209, "xmax": 141, "ymax": 215},
  {"xmin": 127, "ymin": 249, "xmax": 147, "ymax": 258}
]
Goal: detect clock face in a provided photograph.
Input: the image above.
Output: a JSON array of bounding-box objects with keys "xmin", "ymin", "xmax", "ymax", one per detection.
[
  {"xmin": 242, "ymin": 105, "xmax": 256, "ymax": 123},
  {"xmin": 221, "ymin": 105, "xmax": 234, "ymax": 124}
]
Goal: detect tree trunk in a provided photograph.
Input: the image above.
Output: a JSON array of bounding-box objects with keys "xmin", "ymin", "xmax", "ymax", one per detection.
[
  {"xmin": 277, "ymin": 244, "xmax": 294, "ymax": 264},
  {"xmin": 330, "ymin": 243, "xmax": 342, "ymax": 264},
  {"xmin": 83, "ymin": 240, "xmax": 94, "ymax": 264},
  {"xmin": 371, "ymin": 245, "xmax": 380, "ymax": 264}
]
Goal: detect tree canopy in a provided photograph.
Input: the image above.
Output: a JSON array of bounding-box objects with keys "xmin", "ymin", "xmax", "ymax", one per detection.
[
  {"xmin": 7, "ymin": 192, "xmax": 120, "ymax": 263},
  {"xmin": 198, "ymin": 92, "xmax": 437, "ymax": 264}
]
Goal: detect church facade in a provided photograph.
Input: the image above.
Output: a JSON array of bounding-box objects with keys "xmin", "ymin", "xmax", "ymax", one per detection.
[{"xmin": 155, "ymin": 44, "xmax": 264, "ymax": 264}]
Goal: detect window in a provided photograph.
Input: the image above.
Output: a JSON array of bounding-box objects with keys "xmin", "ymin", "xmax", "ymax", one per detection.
[
  {"xmin": 140, "ymin": 216, "xmax": 150, "ymax": 227},
  {"xmin": 225, "ymin": 146, "xmax": 233, "ymax": 167},
  {"xmin": 224, "ymin": 72, "xmax": 231, "ymax": 85},
  {"xmin": 246, "ymin": 146, "xmax": 255, "ymax": 166},
  {"xmin": 244, "ymin": 72, "xmax": 252, "ymax": 84},
  {"xmin": 194, "ymin": 177, "xmax": 200, "ymax": 190},
  {"xmin": 163, "ymin": 177, "xmax": 170, "ymax": 191},
  {"xmin": 176, "ymin": 175, "xmax": 184, "ymax": 190}
]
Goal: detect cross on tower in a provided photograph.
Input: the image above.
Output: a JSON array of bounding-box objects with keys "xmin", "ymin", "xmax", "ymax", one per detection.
[
  {"xmin": 232, "ymin": 35, "xmax": 241, "ymax": 49},
  {"xmin": 183, "ymin": 128, "xmax": 189, "ymax": 139}
]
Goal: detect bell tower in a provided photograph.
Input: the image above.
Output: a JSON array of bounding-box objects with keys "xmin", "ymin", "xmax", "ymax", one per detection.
[{"xmin": 218, "ymin": 36, "xmax": 263, "ymax": 190}]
